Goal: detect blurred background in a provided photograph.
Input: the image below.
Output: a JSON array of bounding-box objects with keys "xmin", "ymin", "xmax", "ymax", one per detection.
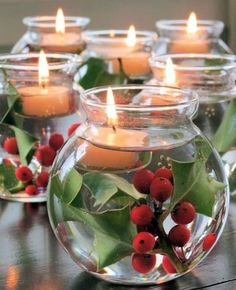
[{"xmin": 0, "ymin": 0, "xmax": 235, "ymax": 51}]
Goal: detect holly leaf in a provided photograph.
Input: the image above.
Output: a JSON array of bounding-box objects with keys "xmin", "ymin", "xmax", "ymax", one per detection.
[
  {"xmin": 1, "ymin": 82, "xmax": 20, "ymax": 123},
  {"xmin": 62, "ymin": 168, "xmax": 83, "ymax": 204},
  {"xmin": 10, "ymin": 125, "xmax": 37, "ymax": 165},
  {"xmin": 50, "ymin": 173, "xmax": 63, "ymax": 199},
  {"xmin": 61, "ymin": 203, "xmax": 136, "ymax": 270},
  {"xmin": 169, "ymin": 138, "xmax": 225, "ymax": 217},
  {"xmin": 83, "ymin": 172, "xmax": 145, "ymax": 209},
  {"xmin": 212, "ymin": 99, "xmax": 236, "ymax": 153},
  {"xmin": 0, "ymin": 164, "xmax": 24, "ymax": 193},
  {"xmin": 76, "ymin": 57, "xmax": 129, "ymax": 89}
]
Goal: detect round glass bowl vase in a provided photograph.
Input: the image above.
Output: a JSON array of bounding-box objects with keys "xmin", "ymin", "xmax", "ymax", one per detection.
[
  {"xmin": 154, "ymin": 20, "xmax": 232, "ymax": 55},
  {"xmin": 47, "ymin": 85, "xmax": 229, "ymax": 285},
  {"xmin": 79, "ymin": 30, "xmax": 157, "ymax": 86},
  {"xmin": 0, "ymin": 53, "xmax": 81, "ymax": 202},
  {"xmin": 11, "ymin": 16, "xmax": 90, "ymax": 54},
  {"xmin": 150, "ymin": 53, "xmax": 236, "ymax": 194}
]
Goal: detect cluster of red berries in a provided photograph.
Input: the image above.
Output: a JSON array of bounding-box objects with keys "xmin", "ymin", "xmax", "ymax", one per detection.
[
  {"xmin": 2, "ymin": 123, "xmax": 80, "ymax": 196},
  {"xmin": 15, "ymin": 166, "xmax": 49, "ymax": 196},
  {"xmin": 130, "ymin": 166, "xmax": 217, "ymax": 275},
  {"xmin": 133, "ymin": 167, "xmax": 173, "ymax": 202},
  {"xmin": 35, "ymin": 133, "xmax": 64, "ymax": 167},
  {"xmin": 131, "ymin": 204, "xmax": 157, "ymax": 274}
]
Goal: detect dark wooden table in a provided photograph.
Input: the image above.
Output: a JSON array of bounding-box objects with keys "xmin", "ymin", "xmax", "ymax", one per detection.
[{"xmin": 1, "ymin": 199, "xmax": 236, "ymax": 290}]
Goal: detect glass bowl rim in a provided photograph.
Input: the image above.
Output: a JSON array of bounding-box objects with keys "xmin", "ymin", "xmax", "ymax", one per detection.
[
  {"xmin": 83, "ymin": 30, "xmax": 157, "ymax": 43},
  {"xmin": 23, "ymin": 16, "xmax": 90, "ymax": 28},
  {"xmin": 156, "ymin": 19, "xmax": 224, "ymax": 32},
  {"xmin": 149, "ymin": 53, "xmax": 236, "ymax": 71},
  {"xmin": 81, "ymin": 84, "xmax": 199, "ymax": 112},
  {"xmin": 0, "ymin": 53, "xmax": 81, "ymax": 71}
]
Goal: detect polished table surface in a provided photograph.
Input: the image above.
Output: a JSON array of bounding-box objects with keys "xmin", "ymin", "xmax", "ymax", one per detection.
[{"xmin": 1, "ymin": 198, "xmax": 236, "ymax": 290}]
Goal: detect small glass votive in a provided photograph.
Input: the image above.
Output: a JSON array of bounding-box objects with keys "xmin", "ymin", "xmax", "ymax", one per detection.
[
  {"xmin": 0, "ymin": 53, "xmax": 81, "ymax": 202},
  {"xmin": 154, "ymin": 19, "xmax": 232, "ymax": 55},
  {"xmin": 12, "ymin": 15, "xmax": 90, "ymax": 54},
  {"xmin": 47, "ymin": 84, "xmax": 229, "ymax": 285},
  {"xmin": 81, "ymin": 29, "xmax": 157, "ymax": 83},
  {"xmin": 150, "ymin": 53, "xmax": 236, "ymax": 192}
]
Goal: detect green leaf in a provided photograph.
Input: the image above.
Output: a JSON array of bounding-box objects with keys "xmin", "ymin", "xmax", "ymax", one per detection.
[
  {"xmin": 212, "ymin": 100, "xmax": 236, "ymax": 153},
  {"xmin": 169, "ymin": 138, "xmax": 225, "ymax": 217},
  {"xmin": 106, "ymin": 173, "xmax": 145, "ymax": 200},
  {"xmin": 0, "ymin": 164, "xmax": 24, "ymax": 193},
  {"xmin": 10, "ymin": 125, "xmax": 37, "ymax": 165},
  {"xmin": 62, "ymin": 168, "xmax": 83, "ymax": 204},
  {"xmin": 83, "ymin": 173, "xmax": 118, "ymax": 208},
  {"xmin": 0, "ymin": 79, "xmax": 38, "ymax": 165},
  {"xmin": 83, "ymin": 172, "xmax": 145, "ymax": 209},
  {"xmin": 1, "ymin": 82, "xmax": 20, "ymax": 123},
  {"xmin": 77, "ymin": 57, "xmax": 129, "ymax": 89},
  {"xmin": 49, "ymin": 173, "xmax": 63, "ymax": 199},
  {"xmin": 61, "ymin": 203, "xmax": 136, "ymax": 270}
]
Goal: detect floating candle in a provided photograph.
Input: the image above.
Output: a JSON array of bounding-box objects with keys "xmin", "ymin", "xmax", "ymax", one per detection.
[
  {"xmin": 171, "ymin": 12, "xmax": 209, "ymax": 53},
  {"xmin": 80, "ymin": 88, "xmax": 148, "ymax": 169},
  {"xmin": 20, "ymin": 51, "xmax": 70, "ymax": 117}
]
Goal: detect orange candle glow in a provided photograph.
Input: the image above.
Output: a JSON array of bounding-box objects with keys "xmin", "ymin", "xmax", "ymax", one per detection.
[
  {"xmin": 39, "ymin": 8, "xmax": 84, "ymax": 53},
  {"xmin": 20, "ymin": 50, "xmax": 70, "ymax": 117},
  {"xmin": 171, "ymin": 12, "xmax": 209, "ymax": 53},
  {"xmin": 80, "ymin": 88, "xmax": 148, "ymax": 169}
]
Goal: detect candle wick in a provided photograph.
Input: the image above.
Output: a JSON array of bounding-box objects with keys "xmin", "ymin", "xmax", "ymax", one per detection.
[{"xmin": 112, "ymin": 125, "xmax": 116, "ymax": 133}]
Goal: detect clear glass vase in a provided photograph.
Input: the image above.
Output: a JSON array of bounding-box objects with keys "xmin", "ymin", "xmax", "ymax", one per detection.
[
  {"xmin": 0, "ymin": 53, "xmax": 81, "ymax": 202},
  {"xmin": 150, "ymin": 53, "xmax": 236, "ymax": 194},
  {"xmin": 47, "ymin": 85, "xmax": 229, "ymax": 285},
  {"xmin": 154, "ymin": 20, "xmax": 232, "ymax": 55},
  {"xmin": 79, "ymin": 30, "xmax": 157, "ymax": 86},
  {"xmin": 11, "ymin": 16, "xmax": 90, "ymax": 54}
]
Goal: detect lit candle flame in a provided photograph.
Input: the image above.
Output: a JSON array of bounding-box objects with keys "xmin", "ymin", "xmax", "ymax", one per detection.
[
  {"xmin": 164, "ymin": 58, "xmax": 176, "ymax": 86},
  {"xmin": 125, "ymin": 25, "xmax": 136, "ymax": 47},
  {"xmin": 110, "ymin": 30, "xmax": 115, "ymax": 37},
  {"xmin": 187, "ymin": 12, "xmax": 197, "ymax": 34},
  {"xmin": 106, "ymin": 87, "xmax": 118, "ymax": 128},
  {"xmin": 38, "ymin": 50, "xmax": 49, "ymax": 88},
  {"xmin": 56, "ymin": 8, "xmax": 65, "ymax": 34}
]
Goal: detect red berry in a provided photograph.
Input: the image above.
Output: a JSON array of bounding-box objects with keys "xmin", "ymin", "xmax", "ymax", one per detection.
[
  {"xmin": 49, "ymin": 133, "xmax": 64, "ymax": 151},
  {"xmin": 130, "ymin": 204, "xmax": 153, "ymax": 226},
  {"xmin": 35, "ymin": 145, "xmax": 56, "ymax": 167},
  {"xmin": 3, "ymin": 137, "xmax": 18, "ymax": 154},
  {"xmin": 67, "ymin": 123, "xmax": 81, "ymax": 137},
  {"xmin": 162, "ymin": 255, "xmax": 177, "ymax": 274},
  {"xmin": 3, "ymin": 159, "xmax": 12, "ymax": 168},
  {"xmin": 168, "ymin": 225, "xmax": 190, "ymax": 247},
  {"xmin": 171, "ymin": 202, "xmax": 195, "ymax": 224},
  {"xmin": 155, "ymin": 167, "xmax": 173, "ymax": 181},
  {"xmin": 25, "ymin": 185, "xmax": 38, "ymax": 196},
  {"xmin": 15, "ymin": 166, "xmax": 33, "ymax": 183},
  {"xmin": 133, "ymin": 232, "xmax": 156, "ymax": 254},
  {"xmin": 132, "ymin": 253, "xmax": 156, "ymax": 274},
  {"xmin": 132, "ymin": 169, "xmax": 154, "ymax": 194},
  {"xmin": 203, "ymin": 233, "xmax": 216, "ymax": 251},
  {"xmin": 36, "ymin": 171, "xmax": 49, "ymax": 187},
  {"xmin": 150, "ymin": 177, "xmax": 173, "ymax": 202}
]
